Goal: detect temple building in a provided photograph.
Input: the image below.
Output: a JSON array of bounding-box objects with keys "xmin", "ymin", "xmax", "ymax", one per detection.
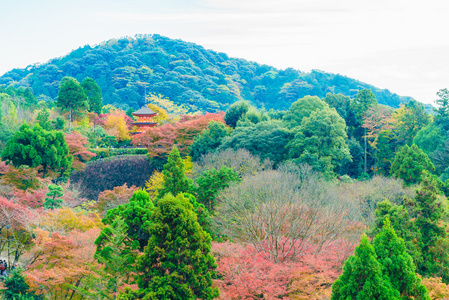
[{"xmin": 131, "ymin": 106, "xmax": 158, "ymax": 134}]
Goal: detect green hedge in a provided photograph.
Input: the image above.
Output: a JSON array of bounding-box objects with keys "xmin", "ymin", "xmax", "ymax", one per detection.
[{"xmin": 89, "ymin": 148, "xmax": 148, "ymax": 160}]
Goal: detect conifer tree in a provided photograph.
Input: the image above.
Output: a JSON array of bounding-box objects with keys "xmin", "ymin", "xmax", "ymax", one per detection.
[
  {"xmin": 157, "ymin": 146, "xmax": 193, "ymax": 198},
  {"xmin": 1, "ymin": 267, "xmax": 39, "ymax": 300},
  {"xmin": 413, "ymin": 173, "xmax": 449, "ymax": 281},
  {"xmin": 390, "ymin": 144, "xmax": 435, "ymax": 185},
  {"xmin": 43, "ymin": 184, "xmax": 64, "ymax": 209},
  {"xmin": 373, "ymin": 218, "xmax": 430, "ymax": 299},
  {"xmin": 331, "ymin": 234, "xmax": 400, "ymax": 300},
  {"xmin": 77, "ymin": 216, "xmax": 131, "ymax": 300},
  {"xmin": 96, "ymin": 189, "xmax": 154, "ymax": 252},
  {"xmin": 136, "ymin": 193, "xmax": 219, "ymax": 300}
]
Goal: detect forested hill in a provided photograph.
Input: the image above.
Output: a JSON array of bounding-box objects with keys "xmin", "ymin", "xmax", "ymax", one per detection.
[{"xmin": 0, "ymin": 34, "xmax": 413, "ymax": 112}]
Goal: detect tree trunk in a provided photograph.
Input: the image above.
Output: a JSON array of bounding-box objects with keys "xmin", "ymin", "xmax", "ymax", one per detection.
[
  {"xmin": 364, "ymin": 127, "xmax": 367, "ymax": 173},
  {"xmin": 68, "ymin": 107, "xmax": 72, "ymax": 133}
]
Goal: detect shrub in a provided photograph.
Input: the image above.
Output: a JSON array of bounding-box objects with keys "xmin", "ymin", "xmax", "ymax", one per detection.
[{"xmin": 70, "ymin": 155, "xmax": 154, "ymax": 200}]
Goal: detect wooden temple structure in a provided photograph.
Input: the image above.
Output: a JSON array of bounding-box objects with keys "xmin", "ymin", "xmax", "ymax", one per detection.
[{"xmin": 131, "ymin": 106, "xmax": 158, "ymax": 134}]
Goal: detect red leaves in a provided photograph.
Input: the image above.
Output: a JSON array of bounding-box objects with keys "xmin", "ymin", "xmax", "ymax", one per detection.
[
  {"xmin": 212, "ymin": 239, "xmax": 358, "ymax": 300},
  {"xmin": 65, "ymin": 132, "xmax": 96, "ymax": 170},
  {"xmin": 132, "ymin": 112, "xmax": 225, "ymax": 156},
  {"xmin": 213, "ymin": 242, "xmax": 292, "ymax": 299},
  {"xmin": 0, "ymin": 196, "xmax": 35, "ymax": 230}
]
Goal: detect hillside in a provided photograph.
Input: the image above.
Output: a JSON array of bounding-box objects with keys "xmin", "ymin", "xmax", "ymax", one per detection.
[{"xmin": 0, "ymin": 34, "xmax": 413, "ymax": 112}]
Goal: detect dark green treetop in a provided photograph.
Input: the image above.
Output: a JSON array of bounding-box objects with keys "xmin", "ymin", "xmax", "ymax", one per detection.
[
  {"xmin": 373, "ymin": 218, "xmax": 430, "ymax": 299},
  {"xmin": 1, "ymin": 123, "xmax": 72, "ymax": 178},
  {"xmin": 136, "ymin": 192, "xmax": 219, "ymax": 300},
  {"xmin": 189, "ymin": 121, "xmax": 230, "ymax": 161},
  {"xmin": 158, "ymin": 146, "xmax": 194, "ymax": 199},
  {"xmin": 370, "ymin": 199, "xmax": 422, "ymax": 267},
  {"xmin": 390, "ymin": 144, "xmax": 435, "ymax": 185},
  {"xmin": 44, "ymin": 184, "xmax": 64, "ymax": 210},
  {"xmin": 282, "ymin": 95, "xmax": 329, "ymax": 129},
  {"xmin": 287, "ymin": 107, "xmax": 351, "ymax": 178},
  {"xmin": 331, "ymin": 234, "xmax": 400, "ymax": 300},
  {"xmin": 224, "ymin": 100, "xmax": 250, "ymax": 128},
  {"xmin": 81, "ymin": 77, "xmax": 103, "ymax": 114},
  {"xmin": 96, "ymin": 188, "xmax": 154, "ymax": 252}
]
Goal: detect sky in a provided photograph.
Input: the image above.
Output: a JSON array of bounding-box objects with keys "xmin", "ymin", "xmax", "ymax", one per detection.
[{"xmin": 1, "ymin": 0, "xmax": 449, "ymax": 104}]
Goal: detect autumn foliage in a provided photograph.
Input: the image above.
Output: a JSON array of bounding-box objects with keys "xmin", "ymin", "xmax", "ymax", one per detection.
[
  {"xmin": 132, "ymin": 112, "xmax": 225, "ymax": 156},
  {"xmin": 25, "ymin": 228, "xmax": 101, "ymax": 299},
  {"xmin": 65, "ymin": 132, "xmax": 96, "ymax": 170},
  {"xmin": 212, "ymin": 239, "xmax": 354, "ymax": 300}
]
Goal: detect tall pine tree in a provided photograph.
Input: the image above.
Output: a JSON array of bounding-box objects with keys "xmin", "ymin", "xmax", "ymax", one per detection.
[
  {"xmin": 136, "ymin": 193, "xmax": 219, "ymax": 300},
  {"xmin": 373, "ymin": 218, "xmax": 429, "ymax": 299},
  {"xmin": 157, "ymin": 146, "xmax": 193, "ymax": 198},
  {"xmin": 331, "ymin": 234, "xmax": 400, "ymax": 300}
]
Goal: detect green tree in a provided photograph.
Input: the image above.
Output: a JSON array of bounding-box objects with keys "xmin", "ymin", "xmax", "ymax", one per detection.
[
  {"xmin": 1, "ymin": 124, "xmax": 72, "ymax": 178},
  {"xmin": 390, "ymin": 144, "xmax": 435, "ymax": 185},
  {"xmin": 57, "ymin": 76, "xmax": 88, "ymax": 133},
  {"xmin": 158, "ymin": 146, "xmax": 193, "ymax": 198},
  {"xmin": 434, "ymin": 88, "xmax": 449, "ymax": 119},
  {"xmin": 44, "ymin": 184, "xmax": 64, "ymax": 209},
  {"xmin": 36, "ymin": 108, "xmax": 52, "ymax": 131},
  {"xmin": 282, "ymin": 95, "xmax": 329, "ymax": 129},
  {"xmin": 1, "ymin": 267, "xmax": 39, "ymax": 300},
  {"xmin": 189, "ymin": 121, "xmax": 230, "ymax": 161},
  {"xmin": 194, "ymin": 166, "xmax": 240, "ymax": 211},
  {"xmin": 323, "ymin": 93, "xmax": 352, "ymax": 124},
  {"xmin": 413, "ymin": 123, "xmax": 447, "ymax": 155},
  {"xmin": 218, "ymin": 120, "xmax": 293, "ymax": 166},
  {"xmin": 392, "ymin": 100, "xmax": 431, "ymax": 146},
  {"xmin": 331, "ymin": 234, "xmax": 400, "ymax": 300},
  {"xmin": 370, "ymin": 199, "xmax": 422, "ymax": 268},
  {"xmin": 224, "ymin": 100, "xmax": 250, "ymax": 128},
  {"xmin": 351, "ymin": 89, "xmax": 378, "ymax": 125},
  {"xmin": 136, "ymin": 193, "xmax": 219, "ymax": 300},
  {"xmin": 413, "ymin": 174, "xmax": 449, "ymax": 281},
  {"xmin": 94, "ymin": 216, "xmax": 132, "ymax": 299},
  {"xmin": 287, "ymin": 107, "xmax": 351, "ymax": 178},
  {"xmin": 373, "ymin": 218, "xmax": 430, "ymax": 299},
  {"xmin": 81, "ymin": 77, "xmax": 103, "ymax": 114},
  {"xmin": 96, "ymin": 189, "xmax": 154, "ymax": 252},
  {"xmin": 376, "ymin": 129, "xmax": 397, "ymax": 175}
]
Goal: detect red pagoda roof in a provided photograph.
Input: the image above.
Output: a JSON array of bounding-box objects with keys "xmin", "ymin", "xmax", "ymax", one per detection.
[{"xmin": 132, "ymin": 106, "xmax": 157, "ymax": 116}]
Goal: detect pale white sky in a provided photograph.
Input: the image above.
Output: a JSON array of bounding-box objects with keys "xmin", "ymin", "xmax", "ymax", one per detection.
[{"xmin": 1, "ymin": 0, "xmax": 448, "ymax": 104}]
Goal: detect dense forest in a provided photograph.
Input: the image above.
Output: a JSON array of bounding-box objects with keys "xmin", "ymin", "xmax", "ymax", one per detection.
[
  {"xmin": 1, "ymin": 37, "xmax": 449, "ymax": 300},
  {"xmin": 0, "ymin": 34, "xmax": 414, "ymax": 112}
]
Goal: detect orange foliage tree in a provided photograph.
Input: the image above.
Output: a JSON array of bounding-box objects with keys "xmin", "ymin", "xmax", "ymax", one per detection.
[
  {"xmin": 25, "ymin": 228, "xmax": 101, "ymax": 300},
  {"xmin": 94, "ymin": 183, "xmax": 138, "ymax": 214}
]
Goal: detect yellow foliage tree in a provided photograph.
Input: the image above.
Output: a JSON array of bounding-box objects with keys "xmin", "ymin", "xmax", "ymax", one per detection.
[
  {"xmin": 103, "ymin": 109, "xmax": 131, "ymax": 142},
  {"xmin": 145, "ymin": 170, "xmax": 164, "ymax": 198},
  {"xmin": 183, "ymin": 155, "xmax": 193, "ymax": 176},
  {"xmin": 147, "ymin": 103, "xmax": 168, "ymax": 124},
  {"xmin": 37, "ymin": 207, "xmax": 103, "ymax": 233},
  {"xmin": 147, "ymin": 94, "xmax": 188, "ymax": 114},
  {"xmin": 421, "ymin": 277, "xmax": 449, "ymax": 300}
]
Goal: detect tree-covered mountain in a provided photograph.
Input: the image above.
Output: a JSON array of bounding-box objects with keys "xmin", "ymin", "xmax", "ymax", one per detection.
[{"xmin": 0, "ymin": 34, "xmax": 413, "ymax": 112}]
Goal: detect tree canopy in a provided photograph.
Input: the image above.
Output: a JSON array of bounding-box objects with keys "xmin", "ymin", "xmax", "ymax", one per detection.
[{"xmin": 1, "ymin": 123, "xmax": 72, "ymax": 177}]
